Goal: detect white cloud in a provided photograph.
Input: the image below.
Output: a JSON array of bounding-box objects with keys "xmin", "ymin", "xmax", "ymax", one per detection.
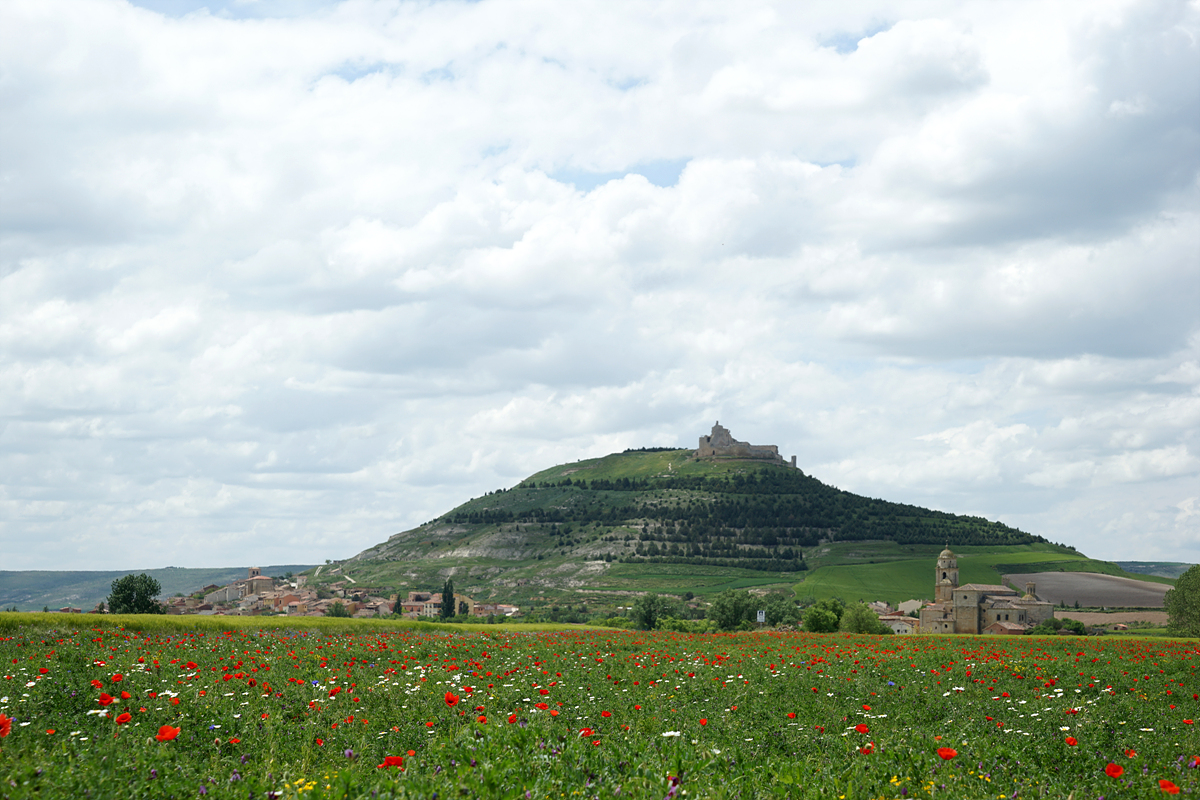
[{"xmin": 0, "ymin": 0, "xmax": 1196, "ymax": 570}]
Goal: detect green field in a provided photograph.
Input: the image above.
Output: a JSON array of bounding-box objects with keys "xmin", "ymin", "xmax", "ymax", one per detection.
[{"xmin": 588, "ymin": 562, "xmax": 801, "ymax": 595}]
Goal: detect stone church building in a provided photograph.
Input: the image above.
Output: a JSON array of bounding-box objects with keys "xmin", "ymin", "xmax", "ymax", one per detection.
[{"xmin": 919, "ymin": 547, "xmax": 1054, "ymax": 635}]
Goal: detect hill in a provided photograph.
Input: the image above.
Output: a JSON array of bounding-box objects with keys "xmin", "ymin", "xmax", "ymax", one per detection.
[
  {"xmin": 1115, "ymin": 561, "xmax": 1195, "ymax": 579},
  {"xmin": 0, "ymin": 565, "xmax": 316, "ymax": 613},
  {"xmin": 312, "ymin": 448, "xmax": 1141, "ymax": 610}
]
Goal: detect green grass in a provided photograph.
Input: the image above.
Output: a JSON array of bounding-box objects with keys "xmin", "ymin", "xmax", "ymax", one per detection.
[
  {"xmin": 523, "ymin": 449, "xmax": 783, "ymax": 484},
  {"xmin": 589, "ymin": 562, "xmax": 802, "ymax": 596}
]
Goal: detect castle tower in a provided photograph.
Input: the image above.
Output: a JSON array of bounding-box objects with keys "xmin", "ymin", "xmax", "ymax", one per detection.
[
  {"xmin": 935, "ymin": 546, "xmax": 958, "ymax": 603},
  {"xmin": 249, "ymin": 567, "xmax": 261, "ymax": 579}
]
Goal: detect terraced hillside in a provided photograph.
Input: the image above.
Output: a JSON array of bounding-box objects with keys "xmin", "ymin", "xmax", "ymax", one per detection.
[{"xmin": 314, "ymin": 449, "xmax": 1073, "ymax": 607}]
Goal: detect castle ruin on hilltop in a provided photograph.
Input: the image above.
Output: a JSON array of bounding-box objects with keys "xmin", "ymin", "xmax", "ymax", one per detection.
[{"xmin": 694, "ymin": 422, "xmax": 797, "ymax": 468}]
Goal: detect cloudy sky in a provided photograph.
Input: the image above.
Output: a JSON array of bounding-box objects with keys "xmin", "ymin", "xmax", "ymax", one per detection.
[{"xmin": 2, "ymin": 0, "xmax": 1197, "ymax": 572}]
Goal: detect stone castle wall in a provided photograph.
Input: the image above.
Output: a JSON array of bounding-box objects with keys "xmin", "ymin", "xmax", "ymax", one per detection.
[{"xmin": 695, "ymin": 422, "xmax": 788, "ymax": 463}]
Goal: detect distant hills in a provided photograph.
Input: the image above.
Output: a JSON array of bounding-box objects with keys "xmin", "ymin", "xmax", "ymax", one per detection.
[
  {"xmin": 0, "ymin": 565, "xmax": 316, "ymax": 613},
  {"xmin": 1114, "ymin": 561, "xmax": 1194, "ymax": 580}
]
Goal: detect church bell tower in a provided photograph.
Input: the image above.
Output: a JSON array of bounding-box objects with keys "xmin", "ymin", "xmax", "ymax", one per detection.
[{"xmin": 935, "ymin": 546, "xmax": 959, "ymax": 603}]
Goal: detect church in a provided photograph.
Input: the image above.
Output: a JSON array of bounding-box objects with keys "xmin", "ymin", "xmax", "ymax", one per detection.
[{"xmin": 918, "ymin": 547, "xmax": 1054, "ymax": 635}]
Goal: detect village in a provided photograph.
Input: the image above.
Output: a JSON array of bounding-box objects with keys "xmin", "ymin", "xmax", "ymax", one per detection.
[
  {"xmin": 34, "ymin": 546, "xmax": 1154, "ymax": 636},
  {"xmin": 144, "ymin": 567, "xmax": 520, "ymax": 620}
]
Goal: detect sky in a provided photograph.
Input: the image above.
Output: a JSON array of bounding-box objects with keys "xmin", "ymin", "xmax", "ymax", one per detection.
[{"xmin": 1, "ymin": 0, "xmax": 1198, "ymax": 571}]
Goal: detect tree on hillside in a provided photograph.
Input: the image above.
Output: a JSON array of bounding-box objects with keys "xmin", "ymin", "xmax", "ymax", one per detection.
[
  {"xmin": 1164, "ymin": 565, "xmax": 1199, "ymax": 637},
  {"xmin": 763, "ymin": 593, "xmax": 802, "ymax": 627},
  {"xmin": 327, "ymin": 601, "xmax": 351, "ymax": 618},
  {"xmin": 631, "ymin": 593, "xmax": 679, "ymax": 630},
  {"xmin": 107, "ymin": 573, "xmax": 165, "ymax": 615},
  {"xmin": 440, "ymin": 578, "xmax": 455, "ymax": 618},
  {"xmin": 839, "ymin": 602, "xmax": 891, "ymax": 635},
  {"xmin": 802, "ymin": 598, "xmax": 845, "ymax": 633},
  {"xmin": 709, "ymin": 589, "xmax": 755, "ymax": 631}
]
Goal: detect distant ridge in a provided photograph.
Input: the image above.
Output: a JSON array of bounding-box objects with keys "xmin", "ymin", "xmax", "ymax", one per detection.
[{"xmin": 0, "ymin": 565, "xmax": 317, "ymax": 613}]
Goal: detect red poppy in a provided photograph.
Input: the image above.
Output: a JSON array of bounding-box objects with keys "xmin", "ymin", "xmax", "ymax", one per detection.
[
  {"xmin": 110, "ymin": 674, "xmax": 122, "ymax": 683},
  {"xmin": 170, "ymin": 698, "xmax": 180, "ymax": 706},
  {"xmin": 90, "ymin": 679, "xmax": 103, "ymax": 689},
  {"xmin": 425, "ymin": 721, "xmax": 434, "ymax": 728},
  {"xmin": 601, "ymin": 711, "xmax": 612, "ymax": 718},
  {"xmin": 0, "ymin": 714, "xmax": 11, "ymax": 738},
  {"xmin": 377, "ymin": 755, "xmax": 404, "ymax": 769},
  {"xmin": 1065, "ymin": 736, "xmax": 1078, "ymax": 746},
  {"xmin": 186, "ymin": 662, "xmax": 197, "ymax": 669},
  {"xmin": 1159, "ymin": 779, "xmax": 1180, "ymax": 794},
  {"xmin": 444, "ymin": 691, "xmax": 459, "ymax": 707},
  {"xmin": 787, "ymin": 712, "xmax": 796, "ymax": 719},
  {"xmin": 1126, "ymin": 749, "xmax": 1137, "ymax": 758},
  {"xmin": 38, "ymin": 667, "xmax": 48, "ymax": 675},
  {"xmin": 97, "ymin": 693, "xmax": 114, "ymax": 707},
  {"xmin": 115, "ymin": 712, "xmax": 132, "ymax": 725},
  {"xmin": 937, "ymin": 748, "xmax": 957, "ymax": 760},
  {"xmin": 1105, "ymin": 763, "xmax": 1124, "ymax": 778},
  {"xmin": 228, "ymin": 738, "xmax": 240, "ymax": 744},
  {"xmin": 120, "ymin": 691, "xmax": 131, "ymax": 700},
  {"xmin": 534, "ymin": 702, "xmax": 549, "ymax": 710},
  {"xmin": 507, "ymin": 714, "xmax": 517, "ymax": 724},
  {"xmin": 477, "ymin": 715, "xmax": 487, "ymax": 724},
  {"xmin": 855, "ymin": 724, "xmax": 869, "ymax": 734},
  {"xmin": 859, "ymin": 743, "xmax": 874, "ymax": 754},
  {"xmin": 155, "ymin": 725, "xmax": 180, "ymax": 742},
  {"xmin": 699, "ymin": 719, "xmax": 707, "ymax": 725},
  {"xmin": 549, "ymin": 710, "xmax": 559, "ymax": 717}
]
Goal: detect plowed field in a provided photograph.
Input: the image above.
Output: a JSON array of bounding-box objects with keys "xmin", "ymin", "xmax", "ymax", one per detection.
[{"xmin": 1003, "ymin": 572, "xmax": 1170, "ymax": 607}]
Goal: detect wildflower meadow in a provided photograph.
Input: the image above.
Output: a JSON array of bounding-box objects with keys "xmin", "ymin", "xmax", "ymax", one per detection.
[{"xmin": 0, "ymin": 617, "xmax": 1196, "ymax": 799}]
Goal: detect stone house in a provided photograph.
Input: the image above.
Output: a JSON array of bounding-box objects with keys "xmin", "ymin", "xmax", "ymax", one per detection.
[{"xmin": 877, "ymin": 614, "xmax": 917, "ymax": 634}]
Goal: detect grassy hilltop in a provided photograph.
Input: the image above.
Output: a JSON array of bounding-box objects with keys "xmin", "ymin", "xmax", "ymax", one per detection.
[{"xmin": 307, "ymin": 448, "xmax": 1164, "ymax": 610}]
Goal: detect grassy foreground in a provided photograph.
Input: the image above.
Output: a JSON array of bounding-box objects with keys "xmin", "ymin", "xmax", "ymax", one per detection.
[{"xmin": 0, "ymin": 614, "xmax": 1196, "ymax": 799}]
